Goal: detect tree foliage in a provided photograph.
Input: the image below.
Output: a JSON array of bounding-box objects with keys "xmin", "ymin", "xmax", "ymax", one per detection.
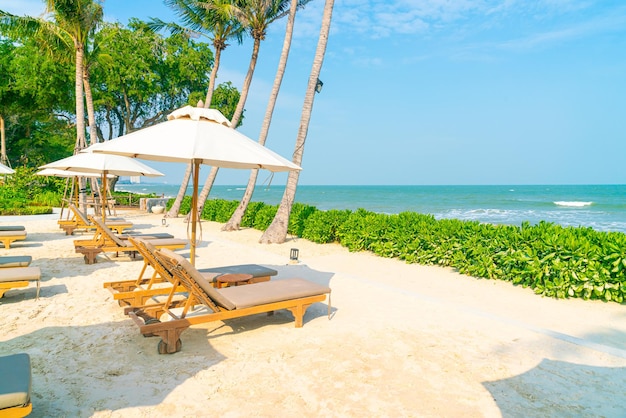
[
  {"xmin": 1, "ymin": 16, "xmax": 239, "ymax": 167},
  {"xmin": 0, "ymin": 37, "xmax": 75, "ymax": 167},
  {"xmin": 92, "ymin": 20, "xmax": 215, "ymax": 139}
]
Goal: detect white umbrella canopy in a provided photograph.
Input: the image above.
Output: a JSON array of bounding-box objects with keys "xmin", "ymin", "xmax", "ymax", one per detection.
[
  {"xmin": 36, "ymin": 168, "xmax": 116, "ymax": 178},
  {"xmin": 92, "ymin": 105, "xmax": 301, "ymax": 264},
  {"xmin": 40, "ymin": 150, "xmax": 165, "ymax": 177},
  {"xmin": 0, "ymin": 162, "xmax": 15, "ymax": 174},
  {"xmin": 91, "ymin": 106, "xmax": 301, "ymax": 171},
  {"xmin": 40, "ymin": 147, "xmax": 164, "ymax": 219}
]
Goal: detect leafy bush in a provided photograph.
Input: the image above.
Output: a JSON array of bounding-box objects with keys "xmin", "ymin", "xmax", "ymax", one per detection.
[
  {"xmin": 253, "ymin": 205, "xmax": 278, "ymax": 230},
  {"xmin": 302, "ymin": 209, "xmax": 352, "ymax": 243},
  {"xmin": 241, "ymin": 201, "xmax": 267, "ymax": 227},
  {"xmin": 287, "ymin": 203, "xmax": 318, "ymax": 237},
  {"xmin": 0, "ymin": 166, "xmax": 63, "ymax": 215},
  {"xmin": 23, "ymin": 187, "xmax": 622, "ymax": 304}
]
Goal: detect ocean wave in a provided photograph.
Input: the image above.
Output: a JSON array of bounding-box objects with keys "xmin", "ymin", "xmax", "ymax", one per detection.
[{"xmin": 554, "ymin": 201, "xmax": 593, "ymax": 207}]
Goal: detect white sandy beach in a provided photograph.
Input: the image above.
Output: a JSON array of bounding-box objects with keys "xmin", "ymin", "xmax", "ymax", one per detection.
[{"xmin": 1, "ymin": 208, "xmax": 626, "ymax": 417}]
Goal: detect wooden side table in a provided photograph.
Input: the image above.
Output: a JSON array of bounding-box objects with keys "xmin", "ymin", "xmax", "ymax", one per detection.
[{"xmin": 216, "ymin": 273, "xmax": 254, "ymax": 288}]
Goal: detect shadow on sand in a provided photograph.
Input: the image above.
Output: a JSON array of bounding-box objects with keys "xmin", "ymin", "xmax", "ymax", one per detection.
[
  {"xmin": 483, "ymin": 358, "xmax": 626, "ymax": 417},
  {"xmin": 2, "ymin": 322, "xmax": 225, "ymax": 417},
  {"xmin": 1, "ymin": 263, "xmax": 336, "ymax": 416}
]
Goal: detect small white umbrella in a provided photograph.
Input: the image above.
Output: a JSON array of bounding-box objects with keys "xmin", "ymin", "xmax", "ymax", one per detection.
[
  {"xmin": 36, "ymin": 168, "xmax": 116, "ymax": 178},
  {"xmin": 40, "ymin": 147, "xmax": 164, "ymax": 219},
  {"xmin": 92, "ymin": 105, "xmax": 301, "ymax": 264},
  {"xmin": 0, "ymin": 162, "xmax": 15, "ymax": 175}
]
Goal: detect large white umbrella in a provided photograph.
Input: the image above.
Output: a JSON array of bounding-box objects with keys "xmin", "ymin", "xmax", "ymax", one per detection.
[
  {"xmin": 40, "ymin": 147, "xmax": 164, "ymax": 219},
  {"xmin": 0, "ymin": 162, "xmax": 14, "ymax": 175},
  {"xmin": 92, "ymin": 105, "xmax": 301, "ymax": 264}
]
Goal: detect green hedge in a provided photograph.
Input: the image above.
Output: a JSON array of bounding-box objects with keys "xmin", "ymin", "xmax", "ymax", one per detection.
[
  {"xmin": 0, "ymin": 167, "xmax": 63, "ymax": 215},
  {"xmin": 169, "ymin": 197, "xmax": 626, "ymax": 304}
]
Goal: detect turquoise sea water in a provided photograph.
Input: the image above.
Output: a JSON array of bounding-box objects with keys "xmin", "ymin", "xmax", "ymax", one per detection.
[{"xmin": 115, "ymin": 183, "xmax": 626, "ymax": 233}]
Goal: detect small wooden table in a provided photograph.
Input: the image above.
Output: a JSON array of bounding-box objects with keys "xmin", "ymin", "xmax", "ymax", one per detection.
[{"xmin": 216, "ymin": 273, "xmax": 254, "ymax": 288}]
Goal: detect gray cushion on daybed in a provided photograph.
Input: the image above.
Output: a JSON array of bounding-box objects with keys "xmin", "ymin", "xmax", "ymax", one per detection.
[
  {"xmin": 0, "ymin": 353, "xmax": 31, "ymax": 410},
  {"xmin": 218, "ymin": 278, "xmax": 331, "ymax": 309},
  {"xmin": 0, "ymin": 256, "xmax": 32, "ymax": 268}
]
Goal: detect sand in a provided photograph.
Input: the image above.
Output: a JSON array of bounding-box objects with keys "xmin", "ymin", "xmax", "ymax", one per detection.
[{"xmin": 1, "ymin": 208, "xmax": 626, "ymax": 417}]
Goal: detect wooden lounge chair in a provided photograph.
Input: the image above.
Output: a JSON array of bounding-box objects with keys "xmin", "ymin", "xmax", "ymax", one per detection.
[
  {"xmin": 0, "ymin": 267, "xmax": 41, "ymax": 299},
  {"xmin": 125, "ymin": 248, "xmax": 331, "ymax": 354},
  {"xmin": 103, "ymin": 237, "xmax": 277, "ymax": 307},
  {"xmin": 59, "ymin": 203, "xmax": 133, "ymax": 235},
  {"xmin": 0, "ymin": 256, "xmax": 32, "ymax": 268},
  {"xmin": 74, "ymin": 217, "xmax": 187, "ymax": 264},
  {"xmin": 73, "ymin": 215, "xmax": 173, "ymax": 247},
  {"xmin": 0, "ymin": 230, "xmax": 27, "ymax": 249},
  {"xmin": 0, "ymin": 353, "xmax": 32, "ymax": 417}
]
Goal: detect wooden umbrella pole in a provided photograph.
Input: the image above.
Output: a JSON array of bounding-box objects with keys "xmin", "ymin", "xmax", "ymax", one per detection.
[
  {"xmin": 101, "ymin": 172, "xmax": 108, "ymax": 220},
  {"xmin": 191, "ymin": 160, "xmax": 200, "ymax": 265}
]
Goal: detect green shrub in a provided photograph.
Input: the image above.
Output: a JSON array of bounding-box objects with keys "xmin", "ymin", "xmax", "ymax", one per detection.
[
  {"xmin": 32, "ymin": 190, "xmax": 63, "ymax": 207},
  {"xmin": 287, "ymin": 203, "xmax": 318, "ymax": 237},
  {"xmin": 241, "ymin": 201, "xmax": 267, "ymax": 227},
  {"xmin": 253, "ymin": 205, "xmax": 278, "ymax": 230},
  {"xmin": 302, "ymin": 209, "xmax": 352, "ymax": 243}
]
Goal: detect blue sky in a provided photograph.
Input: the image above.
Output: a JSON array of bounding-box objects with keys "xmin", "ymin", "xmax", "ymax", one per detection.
[{"xmin": 5, "ymin": 0, "xmax": 626, "ymax": 185}]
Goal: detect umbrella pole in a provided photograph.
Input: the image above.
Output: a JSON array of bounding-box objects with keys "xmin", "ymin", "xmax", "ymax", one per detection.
[
  {"xmin": 101, "ymin": 172, "xmax": 108, "ymax": 220},
  {"xmin": 191, "ymin": 160, "xmax": 199, "ymax": 265}
]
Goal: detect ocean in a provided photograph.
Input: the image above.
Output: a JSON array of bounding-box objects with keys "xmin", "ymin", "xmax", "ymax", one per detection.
[{"xmin": 114, "ymin": 183, "xmax": 626, "ymax": 234}]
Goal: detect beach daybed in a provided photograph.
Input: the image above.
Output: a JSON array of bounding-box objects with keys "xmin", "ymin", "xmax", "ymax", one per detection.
[
  {"xmin": 0, "ymin": 267, "xmax": 41, "ymax": 299},
  {"xmin": 125, "ymin": 248, "xmax": 331, "ymax": 354},
  {"xmin": 74, "ymin": 217, "xmax": 186, "ymax": 264},
  {"xmin": 0, "ymin": 353, "xmax": 32, "ymax": 417},
  {"xmin": 0, "ymin": 230, "xmax": 27, "ymax": 249},
  {"xmin": 58, "ymin": 203, "xmax": 133, "ymax": 235},
  {"xmin": 0, "ymin": 225, "xmax": 25, "ymax": 231},
  {"xmin": 104, "ymin": 237, "xmax": 277, "ymax": 307},
  {"xmin": 0, "ymin": 256, "xmax": 32, "ymax": 268}
]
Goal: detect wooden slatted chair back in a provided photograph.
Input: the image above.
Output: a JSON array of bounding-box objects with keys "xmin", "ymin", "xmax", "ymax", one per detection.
[{"xmin": 154, "ymin": 249, "xmax": 223, "ymax": 315}]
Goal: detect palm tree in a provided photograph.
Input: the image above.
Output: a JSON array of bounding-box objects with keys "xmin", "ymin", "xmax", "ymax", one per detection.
[
  {"xmin": 222, "ymin": 0, "xmax": 300, "ymax": 231},
  {"xmin": 194, "ymin": 0, "xmax": 299, "ymax": 219},
  {"xmin": 1, "ymin": 0, "xmax": 103, "ymax": 210},
  {"xmin": 260, "ymin": 0, "xmax": 335, "ymax": 243},
  {"xmin": 46, "ymin": 0, "xmax": 103, "ymax": 151},
  {"xmin": 0, "ymin": 1, "xmax": 102, "ymax": 150},
  {"xmin": 151, "ymin": 0, "xmax": 244, "ymax": 218}
]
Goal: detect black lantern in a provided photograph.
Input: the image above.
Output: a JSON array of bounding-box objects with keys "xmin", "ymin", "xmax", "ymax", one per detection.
[{"xmin": 290, "ymin": 248, "xmax": 299, "ymax": 261}]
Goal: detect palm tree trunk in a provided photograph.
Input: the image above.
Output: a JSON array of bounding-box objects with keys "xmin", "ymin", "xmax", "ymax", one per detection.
[
  {"xmin": 75, "ymin": 43, "xmax": 88, "ymax": 212},
  {"xmin": 0, "ymin": 115, "xmax": 7, "ymax": 165},
  {"xmin": 231, "ymin": 38, "xmax": 261, "ymax": 127},
  {"xmin": 189, "ymin": 165, "xmax": 219, "ymax": 222},
  {"xmin": 83, "ymin": 65, "xmax": 98, "ymax": 145},
  {"xmin": 196, "ymin": 37, "xmax": 263, "ymax": 214},
  {"xmin": 204, "ymin": 46, "xmax": 223, "ymax": 108},
  {"xmin": 83, "ymin": 63, "xmax": 103, "ymax": 213},
  {"xmin": 74, "ymin": 44, "xmax": 87, "ymax": 152},
  {"xmin": 170, "ymin": 44, "xmax": 225, "ymax": 217},
  {"xmin": 165, "ymin": 163, "xmax": 192, "ymax": 218},
  {"xmin": 223, "ymin": 0, "xmax": 299, "ymax": 231},
  {"xmin": 260, "ymin": 0, "xmax": 335, "ymax": 244}
]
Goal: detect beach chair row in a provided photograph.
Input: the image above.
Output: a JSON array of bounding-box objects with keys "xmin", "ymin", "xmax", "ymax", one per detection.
[{"xmin": 58, "ymin": 203, "xmax": 133, "ymax": 235}]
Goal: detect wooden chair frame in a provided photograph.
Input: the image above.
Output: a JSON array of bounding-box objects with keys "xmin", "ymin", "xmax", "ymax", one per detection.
[
  {"xmin": 73, "ymin": 217, "xmax": 186, "ymax": 264},
  {"xmin": 125, "ymin": 249, "xmax": 330, "ymax": 354},
  {"xmin": 0, "ymin": 232, "xmax": 26, "ymax": 249},
  {"xmin": 59, "ymin": 203, "xmax": 132, "ymax": 235}
]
